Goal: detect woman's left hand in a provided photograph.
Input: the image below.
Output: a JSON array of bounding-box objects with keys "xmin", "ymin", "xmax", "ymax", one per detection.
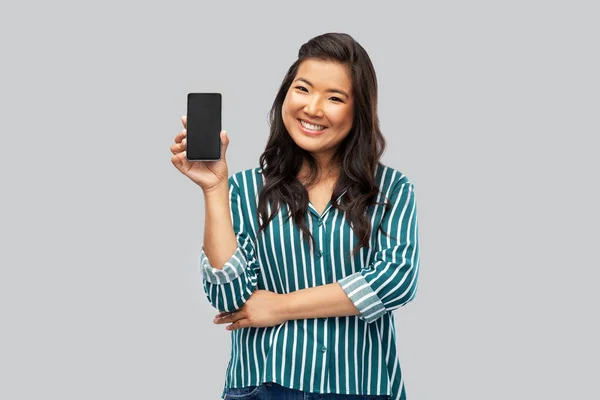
[{"xmin": 213, "ymin": 290, "xmax": 288, "ymax": 331}]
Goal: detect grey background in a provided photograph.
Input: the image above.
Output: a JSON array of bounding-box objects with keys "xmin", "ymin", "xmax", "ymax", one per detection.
[{"xmin": 1, "ymin": 1, "xmax": 598, "ymax": 399}]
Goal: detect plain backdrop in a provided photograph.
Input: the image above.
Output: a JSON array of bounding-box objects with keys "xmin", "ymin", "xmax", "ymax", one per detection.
[{"xmin": 1, "ymin": 1, "xmax": 598, "ymax": 399}]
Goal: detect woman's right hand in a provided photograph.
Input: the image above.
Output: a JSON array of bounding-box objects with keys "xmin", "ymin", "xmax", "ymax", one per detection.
[{"xmin": 170, "ymin": 116, "xmax": 230, "ymax": 193}]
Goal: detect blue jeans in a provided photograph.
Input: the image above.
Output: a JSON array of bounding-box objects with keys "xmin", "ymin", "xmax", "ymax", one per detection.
[{"xmin": 224, "ymin": 382, "xmax": 390, "ymax": 400}]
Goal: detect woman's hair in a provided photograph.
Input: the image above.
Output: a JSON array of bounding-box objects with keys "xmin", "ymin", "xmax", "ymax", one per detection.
[{"xmin": 257, "ymin": 32, "xmax": 391, "ymax": 258}]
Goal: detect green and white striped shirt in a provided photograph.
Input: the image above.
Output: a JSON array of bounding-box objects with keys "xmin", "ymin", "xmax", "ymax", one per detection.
[{"xmin": 201, "ymin": 163, "xmax": 420, "ymax": 400}]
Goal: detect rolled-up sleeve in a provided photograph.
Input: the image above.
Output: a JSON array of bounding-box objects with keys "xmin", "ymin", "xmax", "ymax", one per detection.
[
  {"xmin": 201, "ymin": 177, "xmax": 261, "ymax": 312},
  {"xmin": 337, "ymin": 180, "xmax": 420, "ymax": 324}
]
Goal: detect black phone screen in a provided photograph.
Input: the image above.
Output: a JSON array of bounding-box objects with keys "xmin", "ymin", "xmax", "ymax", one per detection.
[{"xmin": 186, "ymin": 93, "xmax": 221, "ymax": 161}]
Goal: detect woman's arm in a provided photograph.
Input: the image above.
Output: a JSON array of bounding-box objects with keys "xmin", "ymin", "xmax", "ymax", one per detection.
[
  {"xmin": 336, "ymin": 181, "xmax": 420, "ymax": 323},
  {"xmin": 281, "ymin": 282, "xmax": 361, "ymax": 320},
  {"xmin": 213, "ymin": 284, "xmax": 359, "ymax": 331},
  {"xmin": 201, "ymin": 175, "xmax": 262, "ymax": 312},
  {"xmin": 202, "ymin": 182, "xmax": 238, "ymax": 270}
]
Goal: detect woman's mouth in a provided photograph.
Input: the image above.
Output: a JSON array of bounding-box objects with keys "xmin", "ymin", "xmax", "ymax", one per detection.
[{"xmin": 297, "ymin": 119, "xmax": 327, "ymax": 136}]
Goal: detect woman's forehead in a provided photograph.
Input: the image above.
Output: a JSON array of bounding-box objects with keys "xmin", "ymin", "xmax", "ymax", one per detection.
[{"xmin": 295, "ymin": 59, "xmax": 352, "ymax": 91}]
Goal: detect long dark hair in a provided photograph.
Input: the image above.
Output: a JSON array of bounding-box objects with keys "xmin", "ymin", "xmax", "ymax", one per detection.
[{"xmin": 258, "ymin": 32, "xmax": 390, "ymax": 258}]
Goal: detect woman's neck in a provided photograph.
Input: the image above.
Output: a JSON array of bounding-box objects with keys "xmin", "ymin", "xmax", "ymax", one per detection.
[{"xmin": 298, "ymin": 163, "xmax": 340, "ymax": 188}]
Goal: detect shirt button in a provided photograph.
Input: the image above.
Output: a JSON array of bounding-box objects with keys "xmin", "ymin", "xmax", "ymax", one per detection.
[
  {"xmin": 317, "ymin": 250, "xmax": 323, "ymax": 258},
  {"xmin": 318, "ymin": 219, "xmax": 323, "ymax": 226},
  {"xmin": 321, "ymin": 346, "xmax": 327, "ymax": 352}
]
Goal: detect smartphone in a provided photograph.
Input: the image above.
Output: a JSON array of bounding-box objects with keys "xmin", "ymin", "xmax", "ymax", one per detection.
[{"xmin": 186, "ymin": 93, "xmax": 222, "ymax": 161}]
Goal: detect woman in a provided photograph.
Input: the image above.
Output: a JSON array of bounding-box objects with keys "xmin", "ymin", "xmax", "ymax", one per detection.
[{"xmin": 170, "ymin": 33, "xmax": 419, "ymax": 400}]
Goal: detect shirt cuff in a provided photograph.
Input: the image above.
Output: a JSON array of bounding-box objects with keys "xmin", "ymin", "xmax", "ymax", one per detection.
[
  {"xmin": 338, "ymin": 272, "xmax": 387, "ymax": 323},
  {"xmin": 201, "ymin": 246, "xmax": 247, "ymax": 284}
]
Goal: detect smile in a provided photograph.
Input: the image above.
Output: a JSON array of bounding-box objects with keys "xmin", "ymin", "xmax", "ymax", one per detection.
[{"xmin": 297, "ymin": 119, "xmax": 327, "ymax": 136}]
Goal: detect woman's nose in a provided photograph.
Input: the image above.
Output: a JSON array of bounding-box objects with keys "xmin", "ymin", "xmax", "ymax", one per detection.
[{"xmin": 303, "ymin": 98, "xmax": 324, "ymax": 118}]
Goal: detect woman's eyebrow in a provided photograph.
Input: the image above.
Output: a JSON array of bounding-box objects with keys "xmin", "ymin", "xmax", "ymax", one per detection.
[{"xmin": 294, "ymin": 77, "xmax": 349, "ymax": 98}]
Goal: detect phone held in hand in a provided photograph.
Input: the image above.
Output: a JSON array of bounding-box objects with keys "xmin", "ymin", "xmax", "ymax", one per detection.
[{"xmin": 186, "ymin": 93, "xmax": 222, "ymax": 161}]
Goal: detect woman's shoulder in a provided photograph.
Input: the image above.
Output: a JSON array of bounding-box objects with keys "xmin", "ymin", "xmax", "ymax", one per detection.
[
  {"xmin": 376, "ymin": 162, "xmax": 414, "ymax": 190},
  {"xmin": 228, "ymin": 167, "xmax": 263, "ymax": 192}
]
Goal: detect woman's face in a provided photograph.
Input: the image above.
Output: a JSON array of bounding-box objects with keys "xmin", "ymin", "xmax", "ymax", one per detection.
[{"xmin": 282, "ymin": 58, "xmax": 354, "ymax": 163}]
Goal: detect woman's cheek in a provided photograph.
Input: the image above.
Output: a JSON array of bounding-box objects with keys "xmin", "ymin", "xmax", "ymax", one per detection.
[{"xmin": 288, "ymin": 92, "xmax": 305, "ymax": 108}]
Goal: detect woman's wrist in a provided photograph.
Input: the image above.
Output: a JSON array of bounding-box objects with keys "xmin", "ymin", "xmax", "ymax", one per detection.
[{"xmin": 202, "ymin": 180, "xmax": 229, "ymax": 198}]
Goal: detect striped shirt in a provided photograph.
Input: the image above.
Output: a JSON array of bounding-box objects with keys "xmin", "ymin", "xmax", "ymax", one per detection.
[{"xmin": 200, "ymin": 163, "xmax": 420, "ymax": 400}]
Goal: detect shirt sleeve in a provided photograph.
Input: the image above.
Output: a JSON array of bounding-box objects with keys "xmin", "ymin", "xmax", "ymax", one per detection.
[
  {"xmin": 200, "ymin": 176, "xmax": 261, "ymax": 312},
  {"xmin": 337, "ymin": 180, "xmax": 420, "ymax": 324}
]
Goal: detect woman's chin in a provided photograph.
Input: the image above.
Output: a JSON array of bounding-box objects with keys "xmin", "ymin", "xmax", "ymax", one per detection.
[{"xmin": 291, "ymin": 137, "xmax": 324, "ymax": 153}]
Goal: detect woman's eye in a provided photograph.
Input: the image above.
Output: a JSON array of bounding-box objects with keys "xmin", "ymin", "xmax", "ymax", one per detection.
[{"xmin": 294, "ymin": 86, "xmax": 342, "ymax": 102}]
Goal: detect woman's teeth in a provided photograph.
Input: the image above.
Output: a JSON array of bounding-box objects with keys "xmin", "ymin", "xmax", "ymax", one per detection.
[{"xmin": 300, "ymin": 120, "xmax": 325, "ymax": 131}]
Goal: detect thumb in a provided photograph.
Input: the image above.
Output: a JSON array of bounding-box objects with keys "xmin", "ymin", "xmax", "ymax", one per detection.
[{"xmin": 220, "ymin": 130, "xmax": 229, "ymax": 160}]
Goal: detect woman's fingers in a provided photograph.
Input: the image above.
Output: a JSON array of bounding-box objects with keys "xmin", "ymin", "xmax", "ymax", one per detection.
[
  {"xmin": 174, "ymin": 129, "xmax": 186, "ymax": 144},
  {"xmin": 181, "ymin": 115, "xmax": 187, "ymax": 129},
  {"xmin": 214, "ymin": 311, "xmax": 236, "ymax": 323},
  {"xmin": 169, "ymin": 138, "xmax": 186, "ymax": 155},
  {"xmin": 170, "ymin": 129, "xmax": 187, "ymax": 155},
  {"xmin": 220, "ymin": 130, "xmax": 229, "ymax": 160},
  {"xmin": 226, "ymin": 320, "xmax": 245, "ymax": 331},
  {"xmin": 170, "ymin": 150, "xmax": 188, "ymax": 170}
]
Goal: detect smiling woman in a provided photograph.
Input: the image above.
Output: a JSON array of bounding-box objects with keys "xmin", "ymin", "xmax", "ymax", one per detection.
[
  {"xmin": 258, "ymin": 34, "xmax": 387, "ymax": 259},
  {"xmin": 172, "ymin": 32, "xmax": 421, "ymax": 400},
  {"xmin": 282, "ymin": 60, "xmax": 354, "ymax": 154}
]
